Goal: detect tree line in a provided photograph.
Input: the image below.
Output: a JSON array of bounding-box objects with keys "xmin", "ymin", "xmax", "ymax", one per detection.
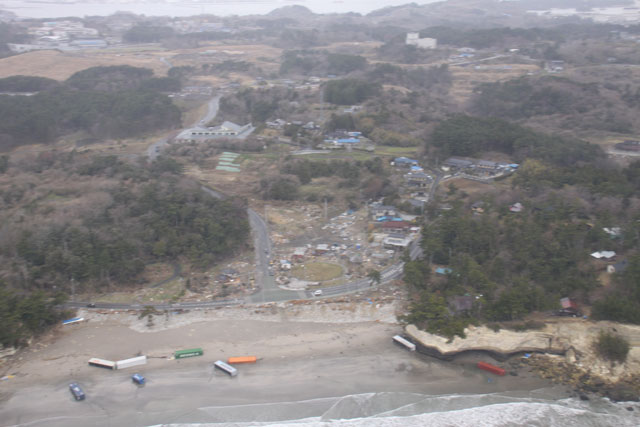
[
  {"xmin": 279, "ymin": 51, "xmax": 368, "ymax": 76},
  {"xmin": 2, "ymin": 153, "xmax": 250, "ymax": 293},
  {"xmin": 404, "ymin": 191, "xmax": 640, "ymax": 338},
  {"xmin": 404, "ymin": 114, "xmax": 640, "ymax": 337},
  {"xmin": 0, "ymin": 283, "xmax": 68, "ymax": 348},
  {"xmin": 429, "ymin": 114, "xmax": 602, "ymax": 166},
  {"xmin": 323, "ymin": 78, "xmax": 381, "ymax": 105},
  {"xmin": 470, "ymin": 76, "xmax": 638, "ymax": 134},
  {"xmin": 0, "ymin": 66, "xmax": 182, "ymax": 150},
  {"xmin": 261, "ymin": 157, "xmax": 392, "ymax": 204}
]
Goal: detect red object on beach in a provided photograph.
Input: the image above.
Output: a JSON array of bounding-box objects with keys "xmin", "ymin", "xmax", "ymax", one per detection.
[
  {"xmin": 477, "ymin": 361, "xmax": 505, "ymax": 376},
  {"xmin": 227, "ymin": 356, "xmax": 258, "ymax": 364}
]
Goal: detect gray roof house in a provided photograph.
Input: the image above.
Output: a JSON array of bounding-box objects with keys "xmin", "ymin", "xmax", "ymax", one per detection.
[{"xmin": 444, "ymin": 158, "xmax": 473, "ymax": 169}]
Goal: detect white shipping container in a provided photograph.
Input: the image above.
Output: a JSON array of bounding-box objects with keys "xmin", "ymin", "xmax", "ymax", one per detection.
[
  {"xmin": 392, "ymin": 335, "xmax": 416, "ymax": 351},
  {"xmin": 115, "ymin": 355, "xmax": 147, "ymax": 370},
  {"xmin": 214, "ymin": 360, "xmax": 238, "ymax": 377},
  {"xmin": 88, "ymin": 357, "xmax": 116, "ymax": 369}
]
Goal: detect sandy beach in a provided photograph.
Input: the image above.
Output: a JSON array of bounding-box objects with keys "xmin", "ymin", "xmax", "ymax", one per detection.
[{"xmin": 0, "ymin": 300, "xmax": 558, "ymax": 427}]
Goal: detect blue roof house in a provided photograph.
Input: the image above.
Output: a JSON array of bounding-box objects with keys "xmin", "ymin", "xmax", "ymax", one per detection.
[{"xmin": 393, "ymin": 157, "xmax": 419, "ymax": 167}]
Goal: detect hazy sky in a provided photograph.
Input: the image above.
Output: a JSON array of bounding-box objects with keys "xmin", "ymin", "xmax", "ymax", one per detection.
[{"xmin": 1, "ymin": 0, "xmax": 441, "ymax": 19}]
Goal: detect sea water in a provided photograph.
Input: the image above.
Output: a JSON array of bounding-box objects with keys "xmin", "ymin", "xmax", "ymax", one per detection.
[
  {"xmin": 1, "ymin": 0, "xmax": 439, "ymax": 19},
  {"xmin": 152, "ymin": 390, "xmax": 640, "ymax": 426}
]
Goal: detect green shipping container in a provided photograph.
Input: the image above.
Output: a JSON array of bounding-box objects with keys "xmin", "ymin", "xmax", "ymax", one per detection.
[{"xmin": 174, "ymin": 348, "xmax": 204, "ymax": 359}]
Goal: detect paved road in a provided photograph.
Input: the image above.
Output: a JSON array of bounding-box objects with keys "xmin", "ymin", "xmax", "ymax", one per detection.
[
  {"xmin": 450, "ymin": 54, "xmax": 507, "ymax": 67},
  {"xmin": 303, "ymin": 262, "xmax": 405, "ymax": 299},
  {"xmin": 147, "ymin": 95, "xmax": 221, "ymax": 161},
  {"xmin": 159, "ymin": 56, "xmax": 173, "ymax": 68},
  {"xmin": 246, "ymin": 209, "xmax": 305, "ymax": 303},
  {"xmin": 409, "ymin": 236, "xmax": 423, "ymax": 261},
  {"xmin": 429, "ymin": 171, "xmax": 442, "ymax": 201},
  {"xmin": 146, "ymin": 135, "xmax": 171, "ymax": 162},
  {"xmin": 195, "ymin": 95, "xmax": 221, "ymax": 127},
  {"xmin": 78, "ymin": 92, "xmax": 438, "ymax": 311},
  {"xmin": 199, "ymin": 185, "xmax": 299, "ymax": 303},
  {"xmin": 292, "ymin": 149, "xmax": 329, "ymax": 155},
  {"xmin": 65, "ymin": 299, "xmax": 243, "ymax": 311}
]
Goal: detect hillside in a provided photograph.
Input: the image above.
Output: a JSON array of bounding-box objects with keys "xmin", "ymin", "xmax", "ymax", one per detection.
[
  {"xmin": 469, "ymin": 75, "xmax": 640, "ymax": 134},
  {"xmin": 0, "ymin": 153, "xmax": 249, "ymax": 295},
  {"xmin": 0, "ymin": 66, "xmax": 181, "ymax": 151}
]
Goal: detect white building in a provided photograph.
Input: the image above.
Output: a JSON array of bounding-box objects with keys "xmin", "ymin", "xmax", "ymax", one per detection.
[
  {"xmin": 406, "ymin": 33, "xmax": 437, "ymax": 49},
  {"xmin": 176, "ymin": 121, "xmax": 254, "ymax": 142}
]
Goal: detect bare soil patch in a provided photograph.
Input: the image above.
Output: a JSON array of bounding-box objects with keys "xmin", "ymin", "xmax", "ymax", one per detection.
[
  {"xmin": 291, "ymin": 262, "xmax": 344, "ymax": 282},
  {"xmin": 0, "ymin": 49, "xmax": 168, "ymax": 80},
  {"xmin": 445, "ymin": 177, "xmax": 497, "ymax": 196},
  {"xmin": 449, "ymin": 63, "xmax": 539, "ymax": 104},
  {"xmin": 142, "ymin": 263, "xmax": 175, "ymax": 284}
]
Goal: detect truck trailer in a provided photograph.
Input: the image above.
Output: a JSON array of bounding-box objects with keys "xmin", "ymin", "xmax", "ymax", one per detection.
[
  {"xmin": 392, "ymin": 335, "xmax": 416, "ymax": 351},
  {"xmin": 227, "ymin": 356, "xmax": 257, "ymax": 364},
  {"xmin": 88, "ymin": 358, "xmax": 116, "ymax": 370},
  {"xmin": 214, "ymin": 360, "xmax": 238, "ymax": 377},
  {"xmin": 116, "ymin": 356, "xmax": 147, "ymax": 370},
  {"xmin": 174, "ymin": 348, "xmax": 204, "ymax": 359}
]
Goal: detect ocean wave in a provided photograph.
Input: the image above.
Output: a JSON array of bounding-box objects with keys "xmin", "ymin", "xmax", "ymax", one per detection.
[{"xmin": 152, "ymin": 390, "xmax": 639, "ymax": 427}]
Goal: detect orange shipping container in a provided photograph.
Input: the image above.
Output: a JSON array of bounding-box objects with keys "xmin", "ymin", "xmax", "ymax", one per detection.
[
  {"xmin": 476, "ymin": 361, "xmax": 505, "ymax": 376},
  {"xmin": 227, "ymin": 356, "xmax": 258, "ymax": 364}
]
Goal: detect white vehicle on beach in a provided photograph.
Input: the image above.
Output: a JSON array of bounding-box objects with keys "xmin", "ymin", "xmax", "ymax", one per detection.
[{"xmin": 214, "ymin": 360, "xmax": 238, "ymax": 377}]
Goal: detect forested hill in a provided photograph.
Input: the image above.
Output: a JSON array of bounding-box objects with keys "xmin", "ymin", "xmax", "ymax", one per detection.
[
  {"xmin": 0, "ymin": 66, "xmax": 182, "ymax": 151},
  {"xmin": 0, "ymin": 153, "xmax": 250, "ymax": 295},
  {"xmin": 401, "ymin": 114, "xmax": 640, "ymax": 338},
  {"xmin": 469, "ymin": 76, "xmax": 640, "ymax": 134}
]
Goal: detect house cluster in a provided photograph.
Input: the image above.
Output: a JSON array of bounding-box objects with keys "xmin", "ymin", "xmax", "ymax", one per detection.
[
  {"xmin": 169, "ymin": 86, "xmax": 214, "ymax": 99},
  {"xmin": 175, "ymin": 121, "xmax": 255, "ymax": 142},
  {"xmin": 169, "ymin": 20, "xmax": 232, "ymax": 34},
  {"xmin": 546, "ymin": 60, "xmax": 565, "ymax": 73},
  {"xmin": 441, "ymin": 157, "xmax": 519, "ymax": 179},
  {"xmin": 615, "ymin": 140, "xmax": 640, "ymax": 152},
  {"xmin": 392, "ymin": 157, "xmax": 434, "ymax": 190},
  {"xmin": 280, "ymin": 243, "xmax": 353, "ymax": 268},
  {"xmin": 266, "ymin": 119, "xmax": 318, "ymax": 131},
  {"xmin": 450, "ymin": 47, "xmax": 476, "ymax": 60},
  {"xmin": 215, "ymin": 268, "xmax": 239, "ymax": 284},
  {"xmin": 9, "ymin": 21, "xmax": 107, "ymax": 52},
  {"xmin": 389, "ymin": 157, "xmax": 433, "ymax": 211},
  {"xmin": 590, "ymin": 250, "xmax": 628, "ymax": 274},
  {"xmin": 343, "ymin": 105, "xmax": 362, "ymax": 114},
  {"xmin": 321, "ymin": 130, "xmax": 373, "ymax": 151},
  {"xmin": 368, "ymin": 203, "xmax": 420, "ymax": 250},
  {"xmin": 260, "ymin": 78, "xmax": 321, "ymax": 91},
  {"xmin": 271, "ymin": 209, "xmax": 365, "ymax": 274},
  {"xmin": 590, "ymin": 226, "xmax": 627, "ymax": 274}
]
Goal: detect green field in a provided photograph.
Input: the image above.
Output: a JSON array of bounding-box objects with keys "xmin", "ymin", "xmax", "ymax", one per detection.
[
  {"xmin": 374, "ymin": 146, "xmax": 420, "ymax": 157},
  {"xmin": 291, "ymin": 262, "xmax": 343, "ymax": 281}
]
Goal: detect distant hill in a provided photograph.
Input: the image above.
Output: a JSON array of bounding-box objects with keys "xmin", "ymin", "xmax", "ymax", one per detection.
[
  {"xmin": 364, "ymin": 0, "xmax": 633, "ymax": 28},
  {"xmin": 268, "ymin": 5, "xmax": 316, "ymax": 19}
]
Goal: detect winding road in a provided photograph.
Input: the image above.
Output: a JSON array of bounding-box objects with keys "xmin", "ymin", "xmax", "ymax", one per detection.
[
  {"xmin": 75, "ymin": 93, "xmax": 427, "ymax": 311},
  {"xmin": 146, "ymin": 95, "xmax": 221, "ymax": 161}
]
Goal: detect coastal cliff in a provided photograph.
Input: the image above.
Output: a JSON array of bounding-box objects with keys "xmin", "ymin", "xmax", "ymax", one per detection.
[
  {"xmin": 407, "ymin": 319, "xmax": 640, "ymax": 400},
  {"xmin": 406, "ymin": 323, "xmax": 566, "ymax": 360}
]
